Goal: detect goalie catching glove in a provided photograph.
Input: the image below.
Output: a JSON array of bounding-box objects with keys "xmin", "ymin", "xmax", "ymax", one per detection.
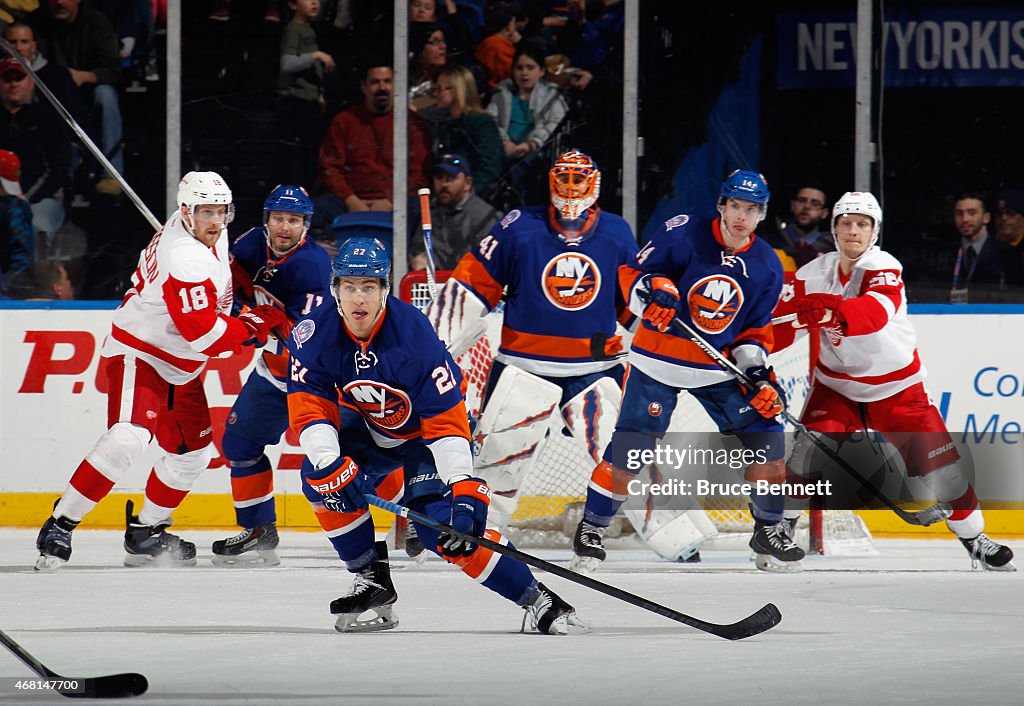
[
  {"xmin": 742, "ymin": 365, "xmax": 786, "ymax": 418},
  {"xmin": 795, "ymin": 293, "xmax": 845, "ymax": 329},
  {"xmin": 237, "ymin": 305, "xmax": 287, "ymax": 346},
  {"xmin": 305, "ymin": 456, "xmax": 369, "ymax": 513},
  {"xmin": 438, "ymin": 477, "xmax": 491, "ymax": 559},
  {"xmin": 640, "ymin": 275, "xmax": 680, "ymax": 332}
]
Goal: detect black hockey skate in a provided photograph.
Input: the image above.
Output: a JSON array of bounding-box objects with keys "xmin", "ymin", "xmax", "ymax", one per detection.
[
  {"xmin": 35, "ymin": 514, "xmax": 79, "ymax": 572},
  {"xmin": 331, "ymin": 542, "xmax": 398, "ymax": 632},
  {"xmin": 960, "ymin": 533, "xmax": 1016, "ymax": 572},
  {"xmin": 123, "ymin": 500, "xmax": 197, "ymax": 567},
  {"xmin": 404, "ymin": 522, "xmax": 427, "ymax": 563},
  {"xmin": 750, "ymin": 519, "xmax": 805, "ymax": 573},
  {"xmin": 569, "ymin": 521, "xmax": 606, "ymax": 573},
  {"xmin": 523, "ymin": 582, "xmax": 591, "ymax": 635},
  {"xmin": 211, "ymin": 524, "xmax": 280, "ymax": 567}
]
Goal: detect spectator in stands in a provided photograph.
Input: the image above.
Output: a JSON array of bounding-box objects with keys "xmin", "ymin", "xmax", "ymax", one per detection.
[
  {"xmin": 409, "ymin": 153, "xmax": 501, "ymax": 270},
  {"xmin": 2, "ymin": 21, "xmax": 88, "ymax": 130},
  {"xmin": 408, "ymin": 21, "xmax": 447, "ymax": 111},
  {"xmin": 949, "ymin": 192, "xmax": 1021, "ymax": 290},
  {"xmin": 475, "ymin": 1, "xmax": 521, "ymax": 90},
  {"xmin": 419, "ymin": 63, "xmax": 502, "ymax": 198},
  {"xmin": 314, "ymin": 61, "xmax": 431, "ymax": 232},
  {"xmin": 488, "ymin": 42, "xmax": 567, "ymax": 161},
  {"xmin": 278, "ymin": 0, "xmax": 335, "ymax": 188},
  {"xmin": 27, "ymin": 258, "xmax": 74, "ymax": 299},
  {"xmin": 0, "ymin": 148, "xmax": 35, "ymax": 292},
  {"xmin": 0, "ymin": 56, "xmax": 70, "ymax": 239},
  {"xmin": 32, "ymin": 0, "xmax": 122, "ymax": 195},
  {"xmin": 408, "ymin": 0, "xmax": 471, "ymax": 61},
  {"xmin": 771, "ymin": 182, "xmax": 834, "ymax": 268},
  {"xmin": 994, "ymin": 188, "xmax": 1024, "ymax": 248}
]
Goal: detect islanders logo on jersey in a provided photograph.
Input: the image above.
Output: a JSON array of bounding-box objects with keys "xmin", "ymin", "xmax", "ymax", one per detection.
[
  {"xmin": 687, "ymin": 275, "xmax": 744, "ymax": 334},
  {"xmin": 541, "ymin": 252, "xmax": 601, "ymax": 311},
  {"xmin": 342, "ymin": 381, "xmax": 412, "ymax": 431}
]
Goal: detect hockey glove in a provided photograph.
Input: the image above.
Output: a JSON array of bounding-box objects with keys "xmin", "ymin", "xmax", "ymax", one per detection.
[
  {"xmin": 237, "ymin": 305, "xmax": 287, "ymax": 346},
  {"xmin": 304, "ymin": 456, "xmax": 369, "ymax": 513},
  {"xmin": 438, "ymin": 477, "xmax": 491, "ymax": 560},
  {"xmin": 641, "ymin": 275, "xmax": 681, "ymax": 332},
  {"xmin": 795, "ymin": 293, "xmax": 845, "ymax": 329},
  {"xmin": 230, "ymin": 257, "xmax": 255, "ymax": 303},
  {"xmin": 742, "ymin": 365, "xmax": 786, "ymax": 418}
]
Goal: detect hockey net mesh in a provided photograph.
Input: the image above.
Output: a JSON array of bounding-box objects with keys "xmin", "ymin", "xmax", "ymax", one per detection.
[{"xmin": 401, "ymin": 271, "xmax": 875, "ymax": 554}]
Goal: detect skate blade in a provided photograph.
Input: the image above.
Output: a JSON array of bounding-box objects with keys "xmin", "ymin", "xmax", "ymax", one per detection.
[
  {"xmin": 334, "ymin": 606, "xmax": 399, "ymax": 633},
  {"xmin": 754, "ymin": 553, "xmax": 803, "ymax": 573},
  {"xmin": 569, "ymin": 555, "xmax": 602, "ymax": 574},
  {"xmin": 34, "ymin": 555, "xmax": 66, "ymax": 572},
  {"xmin": 212, "ymin": 549, "xmax": 281, "ymax": 568},
  {"xmin": 124, "ymin": 553, "xmax": 198, "ymax": 568},
  {"xmin": 981, "ymin": 560, "xmax": 1017, "ymax": 573},
  {"xmin": 547, "ymin": 612, "xmax": 592, "ymax": 636}
]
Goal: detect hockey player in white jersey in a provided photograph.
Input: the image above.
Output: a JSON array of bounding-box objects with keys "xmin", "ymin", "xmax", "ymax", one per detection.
[
  {"xmin": 35, "ymin": 172, "xmax": 287, "ymax": 571},
  {"xmin": 774, "ymin": 191, "xmax": 1014, "ymax": 571}
]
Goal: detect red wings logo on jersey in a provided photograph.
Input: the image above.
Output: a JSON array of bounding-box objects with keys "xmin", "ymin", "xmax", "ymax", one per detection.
[
  {"xmin": 687, "ymin": 275, "xmax": 744, "ymax": 334},
  {"xmin": 541, "ymin": 252, "xmax": 602, "ymax": 311},
  {"xmin": 342, "ymin": 381, "xmax": 412, "ymax": 430}
]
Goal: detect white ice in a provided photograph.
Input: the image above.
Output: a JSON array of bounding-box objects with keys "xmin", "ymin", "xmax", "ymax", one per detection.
[{"xmin": 1, "ymin": 529, "xmax": 1022, "ymax": 706}]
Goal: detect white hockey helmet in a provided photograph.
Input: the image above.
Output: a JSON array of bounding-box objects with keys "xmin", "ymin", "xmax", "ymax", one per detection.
[
  {"xmin": 831, "ymin": 191, "xmax": 882, "ymax": 240},
  {"xmin": 177, "ymin": 171, "xmax": 235, "ymax": 230}
]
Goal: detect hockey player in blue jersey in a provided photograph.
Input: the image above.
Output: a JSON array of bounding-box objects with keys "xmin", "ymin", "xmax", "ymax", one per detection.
[
  {"xmin": 572, "ymin": 169, "xmax": 806, "ymax": 573},
  {"xmin": 211, "ymin": 185, "xmax": 333, "ymax": 566},
  {"xmin": 424, "ymin": 149, "xmax": 639, "ymax": 530},
  {"xmin": 287, "ymin": 236, "xmax": 589, "ymax": 633}
]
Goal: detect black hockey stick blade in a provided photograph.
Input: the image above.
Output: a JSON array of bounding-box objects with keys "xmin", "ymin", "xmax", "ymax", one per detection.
[
  {"xmin": 0, "ymin": 629, "xmax": 148, "ymax": 699},
  {"xmin": 366, "ymin": 496, "xmax": 782, "ymax": 640}
]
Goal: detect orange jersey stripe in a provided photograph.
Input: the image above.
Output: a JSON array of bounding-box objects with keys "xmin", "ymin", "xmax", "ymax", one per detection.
[
  {"xmin": 501, "ymin": 327, "xmax": 622, "ymax": 361},
  {"xmin": 631, "ymin": 327, "xmax": 720, "ymax": 367},
  {"xmin": 262, "ymin": 350, "xmax": 289, "ymax": 379},
  {"xmin": 288, "ymin": 391, "xmax": 340, "ymax": 438},
  {"xmin": 452, "ymin": 254, "xmax": 504, "ymax": 308},
  {"xmin": 733, "ymin": 323, "xmax": 774, "ymax": 352},
  {"xmin": 619, "ymin": 264, "xmax": 643, "ymax": 300},
  {"xmin": 421, "ymin": 402, "xmax": 472, "ymax": 441}
]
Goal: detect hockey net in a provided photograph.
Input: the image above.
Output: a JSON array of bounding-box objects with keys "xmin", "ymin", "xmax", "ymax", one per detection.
[{"xmin": 400, "ymin": 270, "xmax": 875, "ymax": 556}]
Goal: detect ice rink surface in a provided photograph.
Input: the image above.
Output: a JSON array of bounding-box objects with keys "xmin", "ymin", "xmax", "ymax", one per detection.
[{"xmin": 1, "ymin": 528, "xmax": 1021, "ymax": 706}]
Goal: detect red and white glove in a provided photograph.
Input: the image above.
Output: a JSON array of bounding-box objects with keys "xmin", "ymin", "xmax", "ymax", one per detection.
[
  {"xmin": 237, "ymin": 305, "xmax": 287, "ymax": 346},
  {"xmin": 796, "ymin": 293, "xmax": 845, "ymax": 329},
  {"xmin": 641, "ymin": 275, "xmax": 680, "ymax": 332}
]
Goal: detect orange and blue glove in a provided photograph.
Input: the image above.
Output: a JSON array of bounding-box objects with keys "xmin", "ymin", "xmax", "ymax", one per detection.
[
  {"xmin": 641, "ymin": 275, "xmax": 680, "ymax": 332},
  {"xmin": 438, "ymin": 477, "xmax": 491, "ymax": 559},
  {"xmin": 742, "ymin": 365, "xmax": 786, "ymax": 418},
  {"xmin": 304, "ymin": 456, "xmax": 369, "ymax": 514}
]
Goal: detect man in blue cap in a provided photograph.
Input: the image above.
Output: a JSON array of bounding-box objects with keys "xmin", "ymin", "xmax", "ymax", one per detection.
[{"xmin": 410, "ymin": 153, "xmax": 501, "ymax": 270}]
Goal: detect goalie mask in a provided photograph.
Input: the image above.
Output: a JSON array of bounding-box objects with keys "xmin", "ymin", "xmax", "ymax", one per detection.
[
  {"xmin": 177, "ymin": 171, "xmax": 234, "ymax": 235},
  {"xmin": 331, "ymin": 237, "xmax": 392, "ymax": 321},
  {"xmin": 831, "ymin": 191, "xmax": 882, "ymax": 260},
  {"xmin": 550, "ymin": 149, "xmax": 601, "ymax": 221},
  {"xmin": 263, "ymin": 184, "xmax": 313, "ymax": 257}
]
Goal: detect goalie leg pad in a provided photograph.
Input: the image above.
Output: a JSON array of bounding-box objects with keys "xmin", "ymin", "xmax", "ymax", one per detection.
[
  {"xmin": 473, "ymin": 366, "xmax": 562, "ymax": 525},
  {"xmin": 423, "ymin": 277, "xmax": 489, "ymax": 358},
  {"xmin": 561, "ymin": 376, "xmax": 622, "ymax": 463},
  {"xmin": 623, "ymin": 506, "xmax": 719, "ymax": 561}
]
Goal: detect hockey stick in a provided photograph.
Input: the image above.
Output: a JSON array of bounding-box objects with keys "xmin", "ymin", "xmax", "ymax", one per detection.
[
  {"xmin": 0, "ymin": 38, "xmax": 161, "ymax": 232},
  {"xmin": 639, "ymin": 293, "xmax": 951, "ymax": 526},
  {"xmin": 0, "ymin": 629, "xmax": 147, "ymax": 699},
  {"xmin": 418, "ymin": 188, "xmax": 439, "ymax": 299},
  {"xmin": 364, "ymin": 495, "xmax": 781, "ymax": 640}
]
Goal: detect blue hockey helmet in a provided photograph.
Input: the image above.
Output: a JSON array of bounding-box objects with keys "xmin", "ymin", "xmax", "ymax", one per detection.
[
  {"xmin": 263, "ymin": 185, "xmax": 313, "ymax": 256},
  {"xmin": 332, "ymin": 237, "xmax": 392, "ymax": 280},
  {"xmin": 719, "ymin": 169, "xmax": 771, "ymax": 206}
]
